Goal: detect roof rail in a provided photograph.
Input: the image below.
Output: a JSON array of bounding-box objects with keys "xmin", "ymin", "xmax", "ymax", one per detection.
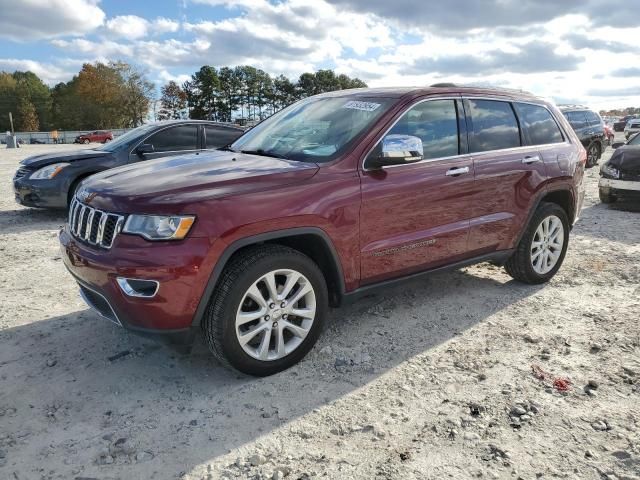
[
  {"xmin": 430, "ymin": 82, "xmax": 457, "ymax": 87},
  {"xmin": 557, "ymin": 104, "xmax": 590, "ymax": 110}
]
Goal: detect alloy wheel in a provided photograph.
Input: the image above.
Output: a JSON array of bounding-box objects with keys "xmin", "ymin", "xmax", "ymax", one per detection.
[
  {"xmin": 587, "ymin": 145, "xmax": 598, "ymax": 165},
  {"xmin": 530, "ymin": 215, "xmax": 564, "ymax": 275},
  {"xmin": 235, "ymin": 269, "xmax": 316, "ymax": 361}
]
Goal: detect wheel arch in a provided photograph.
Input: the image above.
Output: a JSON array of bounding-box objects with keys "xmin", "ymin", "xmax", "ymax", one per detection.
[
  {"xmin": 513, "ymin": 187, "xmax": 575, "ymax": 248},
  {"xmin": 191, "ymin": 228, "xmax": 346, "ymax": 327},
  {"xmin": 67, "ymin": 172, "xmax": 100, "ymax": 206}
]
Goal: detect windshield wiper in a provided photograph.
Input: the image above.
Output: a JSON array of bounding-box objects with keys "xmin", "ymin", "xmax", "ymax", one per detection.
[
  {"xmin": 218, "ymin": 145, "xmax": 238, "ymax": 152},
  {"xmin": 240, "ymin": 149, "xmax": 290, "ymax": 160}
]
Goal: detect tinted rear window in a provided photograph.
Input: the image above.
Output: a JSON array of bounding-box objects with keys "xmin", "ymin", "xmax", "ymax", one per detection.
[
  {"xmin": 565, "ymin": 111, "xmax": 588, "ymax": 129},
  {"xmin": 584, "ymin": 110, "xmax": 602, "ymax": 127},
  {"xmin": 514, "ymin": 103, "xmax": 564, "ymax": 146},
  {"xmin": 468, "ymin": 99, "xmax": 521, "ymax": 153},
  {"xmin": 205, "ymin": 126, "xmax": 242, "ymax": 149}
]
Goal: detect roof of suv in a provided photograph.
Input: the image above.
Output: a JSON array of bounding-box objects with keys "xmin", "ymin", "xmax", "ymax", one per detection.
[
  {"xmin": 315, "ymin": 85, "xmax": 543, "ymax": 102},
  {"xmin": 557, "ymin": 104, "xmax": 594, "ymax": 112}
]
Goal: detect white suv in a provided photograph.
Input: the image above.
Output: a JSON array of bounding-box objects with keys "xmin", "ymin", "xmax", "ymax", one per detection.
[{"xmin": 624, "ymin": 119, "xmax": 640, "ymax": 139}]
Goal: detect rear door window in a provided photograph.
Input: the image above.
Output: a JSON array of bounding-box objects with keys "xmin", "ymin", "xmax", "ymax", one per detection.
[
  {"xmin": 146, "ymin": 125, "xmax": 198, "ymax": 152},
  {"xmin": 388, "ymin": 99, "xmax": 460, "ymax": 159},
  {"xmin": 514, "ymin": 103, "xmax": 564, "ymax": 145},
  {"xmin": 565, "ymin": 111, "xmax": 588, "ymax": 130},
  {"xmin": 584, "ymin": 111, "xmax": 602, "ymax": 127},
  {"xmin": 467, "ymin": 99, "xmax": 521, "ymax": 153},
  {"xmin": 205, "ymin": 126, "xmax": 243, "ymax": 149}
]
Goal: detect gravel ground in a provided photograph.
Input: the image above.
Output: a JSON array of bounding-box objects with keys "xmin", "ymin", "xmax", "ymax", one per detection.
[{"xmin": 1, "ymin": 140, "xmax": 639, "ymax": 480}]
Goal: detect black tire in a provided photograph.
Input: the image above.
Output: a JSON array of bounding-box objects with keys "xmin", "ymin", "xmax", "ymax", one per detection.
[
  {"xmin": 599, "ymin": 189, "xmax": 617, "ymax": 204},
  {"xmin": 202, "ymin": 244, "xmax": 328, "ymax": 376},
  {"xmin": 504, "ymin": 202, "xmax": 570, "ymax": 284},
  {"xmin": 586, "ymin": 143, "xmax": 600, "ymax": 168},
  {"xmin": 83, "ymin": 139, "xmax": 90, "ymax": 144}
]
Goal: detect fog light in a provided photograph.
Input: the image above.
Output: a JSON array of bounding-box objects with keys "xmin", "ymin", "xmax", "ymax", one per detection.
[{"xmin": 117, "ymin": 277, "xmax": 159, "ymax": 298}]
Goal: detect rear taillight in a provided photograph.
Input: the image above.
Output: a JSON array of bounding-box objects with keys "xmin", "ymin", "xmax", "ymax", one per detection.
[{"xmin": 579, "ymin": 147, "xmax": 587, "ymax": 165}]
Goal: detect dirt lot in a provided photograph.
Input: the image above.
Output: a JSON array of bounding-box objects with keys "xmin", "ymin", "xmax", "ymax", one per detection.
[{"xmin": 1, "ymin": 141, "xmax": 639, "ymax": 480}]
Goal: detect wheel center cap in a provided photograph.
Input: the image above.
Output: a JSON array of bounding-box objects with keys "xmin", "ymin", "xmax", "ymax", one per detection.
[{"xmin": 271, "ymin": 308, "xmax": 283, "ymax": 320}]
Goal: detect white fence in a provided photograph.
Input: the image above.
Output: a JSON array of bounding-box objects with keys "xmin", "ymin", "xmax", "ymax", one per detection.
[{"xmin": 1, "ymin": 129, "xmax": 132, "ymax": 145}]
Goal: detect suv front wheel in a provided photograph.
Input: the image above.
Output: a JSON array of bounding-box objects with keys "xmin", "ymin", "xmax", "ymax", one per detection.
[
  {"xmin": 504, "ymin": 203, "xmax": 570, "ymax": 284},
  {"xmin": 203, "ymin": 244, "xmax": 328, "ymax": 376}
]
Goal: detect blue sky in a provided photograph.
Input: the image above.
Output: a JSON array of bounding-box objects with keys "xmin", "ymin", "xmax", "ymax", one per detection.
[{"xmin": 0, "ymin": 0, "xmax": 638, "ymax": 110}]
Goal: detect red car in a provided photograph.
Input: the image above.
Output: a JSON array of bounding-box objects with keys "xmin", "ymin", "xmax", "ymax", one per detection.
[
  {"xmin": 74, "ymin": 130, "xmax": 114, "ymax": 144},
  {"xmin": 60, "ymin": 85, "xmax": 586, "ymax": 376},
  {"xmin": 603, "ymin": 124, "xmax": 615, "ymax": 145}
]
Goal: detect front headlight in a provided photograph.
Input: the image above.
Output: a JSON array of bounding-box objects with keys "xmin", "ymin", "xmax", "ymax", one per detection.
[
  {"xmin": 601, "ymin": 163, "xmax": 620, "ymax": 179},
  {"xmin": 123, "ymin": 215, "xmax": 195, "ymax": 240},
  {"xmin": 30, "ymin": 163, "xmax": 70, "ymax": 180}
]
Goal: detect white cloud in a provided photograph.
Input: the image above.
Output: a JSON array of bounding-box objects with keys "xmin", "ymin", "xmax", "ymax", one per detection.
[
  {"xmin": 105, "ymin": 15, "xmax": 150, "ymax": 40},
  {"xmin": 0, "ymin": 0, "xmax": 105, "ymax": 40},
  {"xmin": 0, "ymin": 58, "xmax": 74, "ymax": 84},
  {"xmin": 153, "ymin": 18, "xmax": 180, "ymax": 34}
]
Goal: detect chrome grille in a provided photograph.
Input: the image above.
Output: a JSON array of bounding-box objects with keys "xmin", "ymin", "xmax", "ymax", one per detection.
[
  {"xmin": 68, "ymin": 198, "xmax": 124, "ymax": 249},
  {"xmin": 14, "ymin": 166, "xmax": 33, "ymax": 180}
]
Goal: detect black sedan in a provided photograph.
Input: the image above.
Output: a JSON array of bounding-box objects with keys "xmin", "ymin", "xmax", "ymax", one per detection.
[{"xmin": 13, "ymin": 121, "xmax": 244, "ymax": 209}]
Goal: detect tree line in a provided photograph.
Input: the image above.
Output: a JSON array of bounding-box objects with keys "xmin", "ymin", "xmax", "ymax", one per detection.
[
  {"xmin": 0, "ymin": 62, "xmax": 153, "ymax": 133},
  {"xmin": 159, "ymin": 66, "xmax": 367, "ymax": 122},
  {"xmin": 0, "ymin": 62, "xmax": 367, "ymax": 132}
]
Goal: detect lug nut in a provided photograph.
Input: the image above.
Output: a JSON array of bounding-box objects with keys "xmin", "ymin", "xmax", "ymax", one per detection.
[
  {"xmin": 280, "ymin": 301, "xmax": 286, "ymax": 308},
  {"xmin": 269, "ymin": 303, "xmax": 275, "ymax": 309},
  {"xmin": 264, "ymin": 315, "xmax": 270, "ymax": 321},
  {"xmin": 282, "ymin": 314, "xmax": 288, "ymax": 320}
]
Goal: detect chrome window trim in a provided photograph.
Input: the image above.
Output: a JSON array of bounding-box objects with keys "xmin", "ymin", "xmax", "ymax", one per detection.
[
  {"xmin": 361, "ymin": 95, "xmax": 572, "ymax": 172},
  {"xmin": 128, "ymin": 123, "xmax": 202, "ymax": 157}
]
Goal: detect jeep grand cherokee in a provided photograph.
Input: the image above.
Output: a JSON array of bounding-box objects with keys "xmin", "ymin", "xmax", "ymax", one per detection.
[{"xmin": 59, "ymin": 86, "xmax": 586, "ymax": 376}]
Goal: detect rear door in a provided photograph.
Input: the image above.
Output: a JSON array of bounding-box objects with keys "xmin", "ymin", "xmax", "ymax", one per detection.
[
  {"xmin": 359, "ymin": 97, "xmax": 474, "ymax": 284},
  {"xmin": 465, "ymin": 98, "xmax": 547, "ymax": 255},
  {"xmin": 203, "ymin": 125, "xmax": 244, "ymax": 150}
]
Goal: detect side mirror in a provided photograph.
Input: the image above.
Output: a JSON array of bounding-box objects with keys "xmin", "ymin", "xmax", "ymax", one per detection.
[
  {"xmin": 367, "ymin": 134, "xmax": 424, "ymax": 169},
  {"xmin": 611, "ymin": 142, "xmax": 624, "ymax": 149},
  {"xmin": 136, "ymin": 143, "xmax": 154, "ymax": 157}
]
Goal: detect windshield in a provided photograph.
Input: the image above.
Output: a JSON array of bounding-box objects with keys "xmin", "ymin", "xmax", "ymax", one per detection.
[
  {"xmin": 96, "ymin": 124, "xmax": 156, "ymax": 152},
  {"xmin": 230, "ymin": 96, "xmax": 395, "ymax": 162},
  {"xmin": 628, "ymin": 133, "xmax": 640, "ymax": 145}
]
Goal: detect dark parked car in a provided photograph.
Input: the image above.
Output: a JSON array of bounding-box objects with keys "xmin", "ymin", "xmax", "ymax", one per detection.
[
  {"xmin": 60, "ymin": 86, "xmax": 585, "ymax": 376},
  {"xmin": 559, "ymin": 105, "xmax": 606, "ymax": 168},
  {"xmin": 74, "ymin": 131, "xmax": 114, "ymax": 144},
  {"xmin": 14, "ymin": 121, "xmax": 245, "ymax": 209},
  {"xmin": 613, "ymin": 114, "xmax": 640, "ymax": 132},
  {"xmin": 599, "ymin": 133, "xmax": 640, "ymax": 203}
]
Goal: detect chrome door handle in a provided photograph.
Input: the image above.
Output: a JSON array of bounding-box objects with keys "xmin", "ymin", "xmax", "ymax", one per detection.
[
  {"xmin": 445, "ymin": 166, "xmax": 470, "ymax": 176},
  {"xmin": 522, "ymin": 155, "xmax": 542, "ymax": 164}
]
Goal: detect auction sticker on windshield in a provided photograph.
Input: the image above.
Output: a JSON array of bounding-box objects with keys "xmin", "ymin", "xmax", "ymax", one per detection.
[{"xmin": 342, "ymin": 101, "xmax": 381, "ymax": 112}]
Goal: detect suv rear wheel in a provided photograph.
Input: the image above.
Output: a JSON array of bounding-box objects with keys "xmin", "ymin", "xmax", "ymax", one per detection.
[
  {"xmin": 203, "ymin": 244, "xmax": 328, "ymax": 376},
  {"xmin": 504, "ymin": 202, "xmax": 569, "ymax": 284}
]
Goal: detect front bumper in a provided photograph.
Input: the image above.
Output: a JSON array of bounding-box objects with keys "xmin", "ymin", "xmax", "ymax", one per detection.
[
  {"xmin": 59, "ymin": 226, "xmax": 216, "ymax": 341},
  {"xmin": 13, "ymin": 176, "xmax": 67, "ymax": 208},
  {"xmin": 599, "ymin": 177, "xmax": 640, "ymax": 199}
]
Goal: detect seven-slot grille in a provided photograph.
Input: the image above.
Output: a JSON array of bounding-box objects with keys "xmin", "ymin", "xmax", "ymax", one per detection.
[{"xmin": 68, "ymin": 197, "xmax": 124, "ymax": 249}]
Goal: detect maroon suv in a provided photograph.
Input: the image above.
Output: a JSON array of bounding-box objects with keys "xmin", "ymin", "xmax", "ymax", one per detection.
[{"xmin": 59, "ymin": 86, "xmax": 586, "ymax": 376}]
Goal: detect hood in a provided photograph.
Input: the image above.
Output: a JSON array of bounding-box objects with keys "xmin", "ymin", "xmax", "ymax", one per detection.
[
  {"xmin": 608, "ymin": 145, "xmax": 640, "ymax": 171},
  {"xmin": 21, "ymin": 149, "xmax": 111, "ymax": 168},
  {"xmin": 80, "ymin": 150, "xmax": 319, "ymax": 213}
]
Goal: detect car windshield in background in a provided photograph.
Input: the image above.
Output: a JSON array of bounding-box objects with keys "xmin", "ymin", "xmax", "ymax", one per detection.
[
  {"xmin": 229, "ymin": 96, "xmax": 394, "ymax": 162},
  {"xmin": 628, "ymin": 133, "xmax": 640, "ymax": 145},
  {"xmin": 96, "ymin": 124, "xmax": 156, "ymax": 152}
]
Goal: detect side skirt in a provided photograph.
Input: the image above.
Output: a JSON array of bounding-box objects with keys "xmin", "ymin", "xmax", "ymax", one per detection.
[{"xmin": 340, "ymin": 250, "xmax": 514, "ymax": 305}]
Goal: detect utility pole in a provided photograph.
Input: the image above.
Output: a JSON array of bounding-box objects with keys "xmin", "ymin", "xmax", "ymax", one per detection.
[{"xmin": 9, "ymin": 112, "xmax": 14, "ymax": 134}]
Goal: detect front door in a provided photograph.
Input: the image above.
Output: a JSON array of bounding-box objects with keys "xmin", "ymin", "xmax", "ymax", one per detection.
[
  {"xmin": 359, "ymin": 98, "xmax": 474, "ymax": 285},
  {"xmin": 130, "ymin": 124, "xmax": 201, "ymax": 162}
]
